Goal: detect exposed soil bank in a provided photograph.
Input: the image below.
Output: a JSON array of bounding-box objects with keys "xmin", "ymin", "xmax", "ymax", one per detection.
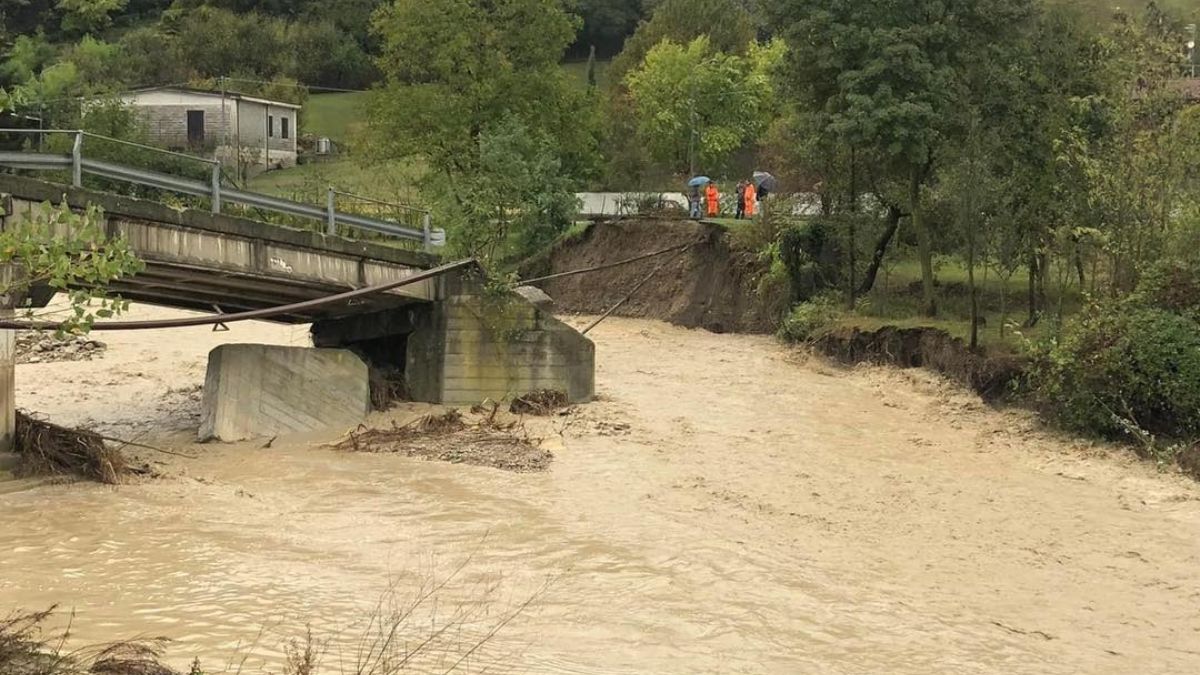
[
  {"xmin": 529, "ymin": 219, "xmax": 783, "ymax": 333},
  {"xmin": 813, "ymin": 326, "xmax": 1027, "ymax": 402},
  {"xmin": 534, "ymin": 221, "xmax": 1032, "ymax": 402}
]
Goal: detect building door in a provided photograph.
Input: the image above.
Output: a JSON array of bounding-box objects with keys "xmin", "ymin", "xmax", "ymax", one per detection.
[{"xmin": 187, "ymin": 110, "xmax": 205, "ymax": 145}]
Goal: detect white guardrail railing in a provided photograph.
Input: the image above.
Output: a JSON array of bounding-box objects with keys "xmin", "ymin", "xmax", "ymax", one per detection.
[{"xmin": 0, "ymin": 129, "xmax": 439, "ymax": 248}]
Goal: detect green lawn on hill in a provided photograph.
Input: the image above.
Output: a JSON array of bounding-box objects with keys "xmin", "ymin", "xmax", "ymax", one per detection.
[{"xmin": 301, "ymin": 92, "xmax": 367, "ymax": 142}]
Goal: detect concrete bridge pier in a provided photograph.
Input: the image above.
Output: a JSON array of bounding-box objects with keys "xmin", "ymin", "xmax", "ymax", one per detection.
[
  {"xmin": 313, "ymin": 267, "xmax": 595, "ymax": 407},
  {"xmin": 200, "ymin": 268, "xmax": 594, "ymax": 442}
]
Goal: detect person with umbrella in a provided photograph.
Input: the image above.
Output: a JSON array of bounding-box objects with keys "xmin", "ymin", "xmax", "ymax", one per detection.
[
  {"xmin": 687, "ymin": 176, "xmax": 709, "ymax": 219},
  {"xmin": 743, "ymin": 180, "xmax": 757, "ymax": 218},
  {"xmin": 705, "ymin": 181, "xmax": 720, "ymax": 218},
  {"xmin": 754, "ymin": 171, "xmax": 777, "ymax": 201}
]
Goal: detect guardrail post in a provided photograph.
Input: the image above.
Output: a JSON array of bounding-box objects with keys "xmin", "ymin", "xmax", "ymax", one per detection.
[
  {"xmin": 71, "ymin": 131, "xmax": 83, "ymax": 187},
  {"xmin": 422, "ymin": 212, "xmax": 432, "ymax": 251},
  {"xmin": 211, "ymin": 162, "xmax": 222, "ymax": 215},
  {"xmin": 326, "ymin": 187, "xmax": 337, "ymax": 235}
]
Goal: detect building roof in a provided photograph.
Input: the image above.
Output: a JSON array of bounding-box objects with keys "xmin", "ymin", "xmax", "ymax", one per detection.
[{"xmin": 124, "ymin": 85, "xmax": 303, "ymax": 109}]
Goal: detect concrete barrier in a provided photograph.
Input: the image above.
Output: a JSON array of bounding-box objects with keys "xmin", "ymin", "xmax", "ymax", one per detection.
[{"xmin": 199, "ymin": 344, "xmax": 370, "ymax": 442}]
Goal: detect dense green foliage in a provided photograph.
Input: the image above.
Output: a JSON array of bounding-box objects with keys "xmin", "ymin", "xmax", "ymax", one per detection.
[
  {"xmin": 367, "ymin": 0, "xmax": 595, "ymax": 266},
  {"xmin": 0, "ymin": 201, "xmax": 143, "ymax": 333},
  {"xmin": 0, "ymin": 0, "xmax": 383, "ymax": 110},
  {"xmin": 1028, "ymin": 303, "xmax": 1200, "ymax": 442},
  {"xmin": 624, "ymin": 37, "xmax": 780, "ymax": 173},
  {"xmin": 778, "ymin": 293, "xmax": 841, "ymax": 343}
]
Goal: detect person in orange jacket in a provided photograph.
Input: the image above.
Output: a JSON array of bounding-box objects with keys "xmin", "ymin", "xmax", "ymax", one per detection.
[
  {"xmin": 705, "ymin": 182, "xmax": 719, "ymax": 217},
  {"xmin": 743, "ymin": 181, "xmax": 757, "ymax": 218}
]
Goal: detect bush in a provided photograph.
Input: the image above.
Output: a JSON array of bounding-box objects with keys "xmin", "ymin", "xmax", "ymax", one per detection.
[
  {"xmin": 777, "ymin": 219, "xmax": 839, "ymax": 302},
  {"xmin": 1134, "ymin": 259, "xmax": 1200, "ymax": 318},
  {"xmin": 1027, "ymin": 302, "xmax": 1200, "ymax": 440},
  {"xmin": 778, "ymin": 293, "xmax": 842, "ymax": 343}
]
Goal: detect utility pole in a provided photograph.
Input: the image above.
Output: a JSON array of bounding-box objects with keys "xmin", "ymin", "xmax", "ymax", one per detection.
[
  {"xmin": 219, "ymin": 75, "xmax": 228, "ymax": 162},
  {"xmin": 1187, "ymin": 24, "xmax": 1197, "ymax": 77}
]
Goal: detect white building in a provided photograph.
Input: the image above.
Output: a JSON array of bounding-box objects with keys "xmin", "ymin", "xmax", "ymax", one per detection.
[{"xmin": 119, "ymin": 86, "xmax": 300, "ymax": 177}]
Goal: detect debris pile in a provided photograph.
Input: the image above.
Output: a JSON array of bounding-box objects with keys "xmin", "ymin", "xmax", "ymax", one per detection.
[
  {"xmin": 14, "ymin": 411, "xmax": 129, "ymax": 484},
  {"xmin": 510, "ymin": 389, "xmax": 569, "ymax": 416},
  {"xmin": 17, "ymin": 332, "xmax": 107, "ymax": 364},
  {"xmin": 330, "ymin": 410, "xmax": 553, "ymax": 473}
]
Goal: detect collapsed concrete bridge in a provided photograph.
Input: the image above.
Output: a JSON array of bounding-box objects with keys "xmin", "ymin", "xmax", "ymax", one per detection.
[{"xmin": 0, "ymin": 174, "xmax": 594, "ymax": 446}]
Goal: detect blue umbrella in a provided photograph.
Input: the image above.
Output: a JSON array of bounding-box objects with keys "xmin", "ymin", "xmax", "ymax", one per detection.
[{"xmin": 687, "ymin": 176, "xmax": 712, "ymax": 188}]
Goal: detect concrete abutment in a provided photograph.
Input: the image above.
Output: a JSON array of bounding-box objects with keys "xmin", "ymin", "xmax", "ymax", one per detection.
[{"xmin": 311, "ymin": 271, "xmax": 595, "ymax": 408}]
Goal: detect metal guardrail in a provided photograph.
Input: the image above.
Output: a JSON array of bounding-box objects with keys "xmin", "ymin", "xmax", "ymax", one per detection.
[{"xmin": 0, "ymin": 129, "xmax": 437, "ymax": 247}]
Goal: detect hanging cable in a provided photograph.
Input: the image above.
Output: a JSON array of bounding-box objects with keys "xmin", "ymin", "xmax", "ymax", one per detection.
[{"xmin": 520, "ymin": 241, "xmax": 698, "ymax": 286}]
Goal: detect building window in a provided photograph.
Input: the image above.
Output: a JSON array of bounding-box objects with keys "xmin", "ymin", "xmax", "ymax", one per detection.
[
  {"xmin": 268, "ymin": 115, "xmax": 274, "ymax": 138},
  {"xmin": 281, "ymin": 116, "xmax": 290, "ymax": 140}
]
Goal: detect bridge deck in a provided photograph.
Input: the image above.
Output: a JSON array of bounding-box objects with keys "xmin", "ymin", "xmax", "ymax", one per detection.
[{"xmin": 0, "ymin": 174, "xmax": 440, "ymax": 323}]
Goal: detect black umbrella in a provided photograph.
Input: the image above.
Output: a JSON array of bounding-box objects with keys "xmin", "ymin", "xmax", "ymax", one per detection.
[{"xmin": 753, "ymin": 171, "xmax": 778, "ymax": 193}]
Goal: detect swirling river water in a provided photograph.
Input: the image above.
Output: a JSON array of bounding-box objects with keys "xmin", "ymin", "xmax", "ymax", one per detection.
[{"xmin": 2, "ymin": 308, "xmax": 1199, "ymax": 673}]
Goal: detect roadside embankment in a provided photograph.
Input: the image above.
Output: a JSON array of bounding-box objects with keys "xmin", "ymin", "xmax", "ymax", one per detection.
[{"xmin": 527, "ymin": 219, "xmax": 785, "ymax": 334}]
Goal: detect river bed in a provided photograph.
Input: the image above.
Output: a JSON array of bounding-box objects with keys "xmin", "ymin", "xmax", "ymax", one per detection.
[{"xmin": 2, "ymin": 307, "xmax": 1199, "ymax": 674}]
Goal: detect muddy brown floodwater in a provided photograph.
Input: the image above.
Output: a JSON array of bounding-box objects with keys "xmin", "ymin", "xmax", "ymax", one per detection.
[{"xmin": 2, "ymin": 305, "xmax": 1200, "ymax": 674}]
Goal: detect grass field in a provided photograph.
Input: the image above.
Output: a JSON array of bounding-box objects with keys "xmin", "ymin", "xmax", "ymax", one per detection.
[
  {"xmin": 252, "ymin": 90, "xmax": 425, "ymax": 201},
  {"xmin": 832, "ymin": 257, "xmax": 1085, "ymax": 353},
  {"xmin": 562, "ymin": 59, "xmax": 613, "ymax": 89},
  {"xmin": 247, "ymin": 157, "xmax": 424, "ymax": 203},
  {"xmin": 302, "ymin": 92, "xmax": 368, "ymax": 142}
]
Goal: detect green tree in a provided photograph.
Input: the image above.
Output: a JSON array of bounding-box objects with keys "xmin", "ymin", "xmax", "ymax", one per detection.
[
  {"xmin": 167, "ymin": 6, "xmax": 289, "ymax": 79},
  {"xmin": 57, "ymin": 0, "xmax": 127, "ymax": 35},
  {"xmin": 288, "ymin": 20, "xmax": 376, "ymax": 89},
  {"xmin": 0, "ymin": 201, "xmax": 143, "ymax": 334},
  {"xmin": 368, "ymin": 0, "xmax": 597, "ymax": 263},
  {"xmin": 624, "ymin": 36, "xmax": 779, "ymax": 174},
  {"xmin": 369, "ymin": 0, "xmax": 595, "ymax": 172},
  {"xmin": 769, "ymin": 0, "xmax": 1036, "ymax": 316},
  {"xmin": 610, "ymin": 0, "xmax": 755, "ymax": 83},
  {"xmin": 434, "ymin": 116, "xmax": 580, "ymax": 265},
  {"xmin": 0, "ymin": 32, "xmax": 56, "ymax": 87},
  {"xmin": 117, "ymin": 25, "xmax": 187, "ymax": 86}
]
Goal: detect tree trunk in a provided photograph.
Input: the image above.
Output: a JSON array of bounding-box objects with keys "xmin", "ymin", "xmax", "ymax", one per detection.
[
  {"xmin": 909, "ymin": 166, "xmax": 936, "ymax": 317},
  {"xmin": 1000, "ymin": 275, "xmax": 1008, "ymax": 340},
  {"xmin": 1073, "ymin": 237, "xmax": 1085, "ymax": 287},
  {"xmin": 1026, "ymin": 251, "xmax": 1039, "ymax": 327},
  {"xmin": 967, "ymin": 211, "xmax": 979, "ymax": 352},
  {"xmin": 847, "ymin": 148, "xmax": 858, "ymax": 308},
  {"xmin": 1037, "ymin": 252, "xmax": 1048, "ymax": 313},
  {"xmin": 857, "ymin": 205, "xmax": 903, "ymax": 296}
]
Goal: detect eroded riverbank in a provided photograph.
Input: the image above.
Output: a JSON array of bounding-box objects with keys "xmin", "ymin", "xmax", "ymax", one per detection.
[{"xmin": 2, "ymin": 307, "xmax": 1199, "ymax": 673}]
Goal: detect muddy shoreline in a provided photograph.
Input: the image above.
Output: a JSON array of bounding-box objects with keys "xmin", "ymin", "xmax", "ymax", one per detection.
[{"xmin": 812, "ymin": 326, "xmax": 1027, "ymax": 402}]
